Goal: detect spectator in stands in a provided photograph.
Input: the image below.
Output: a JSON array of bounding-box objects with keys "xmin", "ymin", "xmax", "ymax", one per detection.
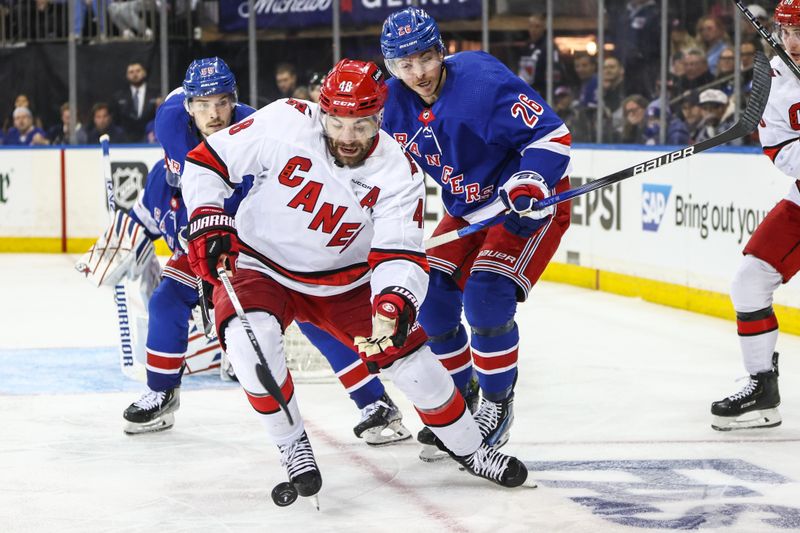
[
  {"xmin": 572, "ymin": 52, "xmax": 598, "ymax": 108},
  {"xmin": 292, "ymin": 85, "xmax": 311, "ymax": 100},
  {"xmin": 674, "ymin": 49, "xmax": 715, "ymax": 96},
  {"xmin": 742, "ymin": 4, "xmax": 770, "ymax": 47},
  {"xmin": 515, "ymin": 13, "xmax": 566, "ymax": 95},
  {"xmin": 615, "ymin": 0, "xmax": 661, "ymax": 99},
  {"xmin": 643, "ymin": 99, "xmax": 689, "ymax": 146},
  {"xmin": 47, "ymin": 103, "xmax": 88, "ymax": 144},
  {"xmin": 3, "ymin": 106, "xmax": 48, "ymax": 145},
  {"xmin": 15, "ymin": 0, "xmax": 68, "ymax": 40},
  {"xmin": 697, "ymin": 15, "xmax": 730, "ymax": 76},
  {"xmin": 670, "ymin": 18, "xmax": 700, "ymax": 56},
  {"xmin": 3, "ymin": 93, "xmax": 42, "ymax": 132},
  {"xmin": 552, "ymin": 85, "xmax": 592, "ymax": 142},
  {"xmin": 679, "ymin": 91, "xmax": 704, "ymax": 143},
  {"xmin": 108, "ymin": 0, "xmax": 152, "ymax": 39},
  {"xmin": 85, "ymin": 102, "xmax": 126, "ymax": 144},
  {"xmin": 696, "ymin": 88, "xmax": 740, "ymax": 146},
  {"xmin": 274, "ymin": 62, "xmax": 298, "ymax": 100},
  {"xmin": 74, "ymin": 0, "xmax": 107, "ymax": 40},
  {"xmin": 618, "ymin": 95, "xmax": 649, "ymax": 144},
  {"xmin": 741, "ymin": 40, "xmax": 758, "ymax": 71},
  {"xmin": 602, "ymin": 56, "xmax": 626, "ymax": 130},
  {"xmin": 113, "ymin": 61, "xmax": 159, "ymax": 142},
  {"xmin": 715, "ymin": 47, "xmax": 736, "ymax": 96},
  {"xmin": 308, "ymin": 72, "xmax": 323, "ymax": 103}
]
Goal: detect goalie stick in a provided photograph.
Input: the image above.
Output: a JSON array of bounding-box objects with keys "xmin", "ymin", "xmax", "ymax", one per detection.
[
  {"xmin": 732, "ymin": 0, "xmax": 800, "ymax": 82},
  {"xmin": 216, "ymin": 267, "xmax": 294, "ymax": 425},
  {"xmin": 100, "ymin": 134, "xmax": 145, "ymax": 381},
  {"xmin": 426, "ymin": 50, "xmax": 773, "ymax": 250}
]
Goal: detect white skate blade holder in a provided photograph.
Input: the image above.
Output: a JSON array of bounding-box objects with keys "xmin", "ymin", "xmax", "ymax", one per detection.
[
  {"xmin": 363, "ymin": 420, "xmax": 412, "ymax": 446},
  {"xmin": 123, "ymin": 412, "xmax": 176, "ymax": 435},
  {"xmin": 712, "ymin": 408, "xmax": 782, "ymax": 431}
]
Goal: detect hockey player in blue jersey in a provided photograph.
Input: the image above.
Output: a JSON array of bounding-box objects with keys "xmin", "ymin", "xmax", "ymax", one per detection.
[
  {"xmin": 380, "ymin": 8, "xmax": 573, "ymax": 459},
  {"xmin": 81, "ymin": 57, "xmax": 409, "ymax": 442}
]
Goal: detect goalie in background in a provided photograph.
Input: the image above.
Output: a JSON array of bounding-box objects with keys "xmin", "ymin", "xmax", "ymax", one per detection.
[{"xmin": 711, "ymin": 0, "xmax": 800, "ymax": 431}]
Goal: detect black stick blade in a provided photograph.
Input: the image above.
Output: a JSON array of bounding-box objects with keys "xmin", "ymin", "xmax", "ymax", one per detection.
[
  {"xmin": 256, "ymin": 362, "xmax": 294, "ymax": 425},
  {"xmin": 739, "ymin": 51, "xmax": 773, "ymax": 134}
]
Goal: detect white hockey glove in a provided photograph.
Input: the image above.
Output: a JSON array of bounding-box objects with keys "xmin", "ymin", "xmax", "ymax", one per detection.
[
  {"xmin": 498, "ymin": 171, "xmax": 554, "ymax": 238},
  {"xmin": 75, "ymin": 210, "xmax": 156, "ymax": 288}
]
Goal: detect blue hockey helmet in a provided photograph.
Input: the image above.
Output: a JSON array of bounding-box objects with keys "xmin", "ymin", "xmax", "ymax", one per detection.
[
  {"xmin": 380, "ymin": 7, "xmax": 444, "ymax": 61},
  {"xmin": 182, "ymin": 57, "xmax": 238, "ymax": 101}
]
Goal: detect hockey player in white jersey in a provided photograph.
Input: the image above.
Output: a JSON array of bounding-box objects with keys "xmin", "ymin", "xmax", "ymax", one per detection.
[
  {"xmin": 711, "ymin": 0, "xmax": 800, "ymax": 431},
  {"xmin": 181, "ymin": 59, "xmax": 529, "ymax": 502}
]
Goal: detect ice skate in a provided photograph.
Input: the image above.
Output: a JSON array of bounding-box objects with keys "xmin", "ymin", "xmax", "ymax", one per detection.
[
  {"xmin": 454, "ymin": 443, "xmax": 528, "ymax": 488},
  {"xmin": 123, "ymin": 387, "xmax": 180, "ymax": 434},
  {"xmin": 474, "ymin": 393, "xmax": 514, "ymax": 447},
  {"xmin": 278, "ymin": 431, "xmax": 322, "ymax": 509},
  {"xmin": 418, "ymin": 379, "xmax": 480, "ymax": 462},
  {"xmin": 353, "ymin": 393, "xmax": 411, "ymax": 446},
  {"xmin": 711, "ymin": 353, "xmax": 781, "ymax": 431}
]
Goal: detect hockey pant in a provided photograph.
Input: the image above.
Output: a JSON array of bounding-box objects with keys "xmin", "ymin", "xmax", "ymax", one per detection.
[
  {"xmin": 295, "ymin": 321, "xmax": 386, "ymax": 409},
  {"xmin": 420, "ymin": 270, "xmax": 519, "ymax": 402},
  {"xmin": 225, "ymin": 312, "xmax": 482, "ymax": 455},
  {"xmin": 144, "ymin": 276, "xmax": 197, "ymax": 391}
]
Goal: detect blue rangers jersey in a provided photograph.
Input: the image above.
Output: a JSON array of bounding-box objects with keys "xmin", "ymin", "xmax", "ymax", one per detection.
[
  {"xmin": 132, "ymin": 90, "xmax": 256, "ymax": 255},
  {"xmin": 156, "ymin": 87, "xmax": 256, "ymax": 178},
  {"xmin": 382, "ymin": 51, "xmax": 572, "ymax": 221}
]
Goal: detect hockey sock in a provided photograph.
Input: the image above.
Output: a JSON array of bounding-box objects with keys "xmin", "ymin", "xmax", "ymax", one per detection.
[
  {"xmin": 427, "ymin": 324, "xmax": 473, "ymax": 393},
  {"xmin": 471, "ymin": 322, "xmax": 519, "ymax": 401},
  {"xmin": 737, "ymin": 307, "xmax": 779, "ymax": 375}
]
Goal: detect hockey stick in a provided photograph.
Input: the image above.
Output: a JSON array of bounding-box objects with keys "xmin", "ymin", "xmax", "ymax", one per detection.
[
  {"xmin": 100, "ymin": 134, "xmax": 144, "ymax": 380},
  {"xmin": 732, "ymin": 0, "xmax": 800, "ymax": 82},
  {"xmin": 426, "ymin": 51, "xmax": 772, "ymax": 250},
  {"xmin": 216, "ymin": 267, "xmax": 294, "ymax": 425}
]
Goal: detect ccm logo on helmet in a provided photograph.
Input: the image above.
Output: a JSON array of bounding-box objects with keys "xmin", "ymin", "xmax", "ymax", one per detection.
[{"xmin": 332, "ymin": 100, "xmax": 356, "ymax": 107}]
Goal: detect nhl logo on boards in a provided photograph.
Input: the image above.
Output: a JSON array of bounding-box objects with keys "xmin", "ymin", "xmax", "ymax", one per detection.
[{"xmin": 111, "ymin": 162, "xmax": 148, "ymax": 211}]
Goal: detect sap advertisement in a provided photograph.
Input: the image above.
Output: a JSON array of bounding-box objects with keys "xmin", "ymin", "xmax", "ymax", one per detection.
[
  {"xmin": 556, "ymin": 147, "xmax": 800, "ymax": 306},
  {"xmin": 219, "ymin": 0, "xmax": 480, "ymax": 32}
]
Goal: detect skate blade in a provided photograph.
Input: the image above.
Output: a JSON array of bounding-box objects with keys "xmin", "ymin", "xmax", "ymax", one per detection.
[
  {"xmin": 419, "ymin": 443, "xmax": 450, "ymax": 463},
  {"xmin": 364, "ymin": 420, "xmax": 412, "ymax": 446},
  {"xmin": 305, "ymin": 494, "xmax": 320, "ymax": 511},
  {"xmin": 123, "ymin": 413, "xmax": 175, "ymax": 435},
  {"xmin": 711, "ymin": 408, "xmax": 782, "ymax": 431}
]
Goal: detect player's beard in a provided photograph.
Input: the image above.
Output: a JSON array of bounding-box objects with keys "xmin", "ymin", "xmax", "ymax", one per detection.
[{"xmin": 326, "ymin": 135, "xmax": 374, "ymax": 166}]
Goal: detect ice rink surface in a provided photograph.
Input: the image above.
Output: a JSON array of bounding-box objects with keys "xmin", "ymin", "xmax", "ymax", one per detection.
[{"xmin": 2, "ymin": 254, "xmax": 800, "ymax": 532}]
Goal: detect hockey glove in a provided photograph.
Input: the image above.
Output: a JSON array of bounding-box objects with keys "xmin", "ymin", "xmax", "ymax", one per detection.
[
  {"xmin": 187, "ymin": 206, "xmax": 239, "ymax": 285},
  {"xmin": 75, "ymin": 209, "xmax": 156, "ymax": 287},
  {"xmin": 354, "ymin": 288, "xmax": 415, "ymax": 371},
  {"xmin": 498, "ymin": 171, "xmax": 555, "ymax": 238}
]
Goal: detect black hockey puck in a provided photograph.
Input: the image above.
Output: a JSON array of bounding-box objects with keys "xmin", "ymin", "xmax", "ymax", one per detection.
[{"xmin": 271, "ymin": 481, "xmax": 298, "ymax": 507}]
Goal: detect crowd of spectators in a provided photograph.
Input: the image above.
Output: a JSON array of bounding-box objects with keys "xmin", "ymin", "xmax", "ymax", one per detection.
[
  {"xmin": 1, "ymin": 2, "xmax": 773, "ymax": 147},
  {"xmin": 512, "ymin": 2, "xmax": 772, "ymax": 146}
]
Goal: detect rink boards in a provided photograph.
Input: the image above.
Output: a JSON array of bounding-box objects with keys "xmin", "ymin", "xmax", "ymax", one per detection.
[{"xmin": 1, "ymin": 143, "xmax": 798, "ymax": 331}]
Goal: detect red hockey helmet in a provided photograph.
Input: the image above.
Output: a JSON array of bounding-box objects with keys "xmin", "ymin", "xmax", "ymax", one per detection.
[
  {"xmin": 775, "ymin": 0, "xmax": 800, "ymax": 27},
  {"xmin": 318, "ymin": 59, "xmax": 388, "ymax": 118}
]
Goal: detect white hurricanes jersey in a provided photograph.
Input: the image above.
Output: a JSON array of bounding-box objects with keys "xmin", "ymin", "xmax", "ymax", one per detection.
[
  {"xmin": 181, "ymin": 98, "xmax": 429, "ymax": 309},
  {"xmin": 759, "ymin": 56, "xmax": 800, "ymax": 204}
]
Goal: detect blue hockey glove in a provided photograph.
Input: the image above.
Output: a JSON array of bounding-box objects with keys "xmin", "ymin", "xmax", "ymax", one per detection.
[{"xmin": 498, "ymin": 171, "xmax": 554, "ymax": 238}]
